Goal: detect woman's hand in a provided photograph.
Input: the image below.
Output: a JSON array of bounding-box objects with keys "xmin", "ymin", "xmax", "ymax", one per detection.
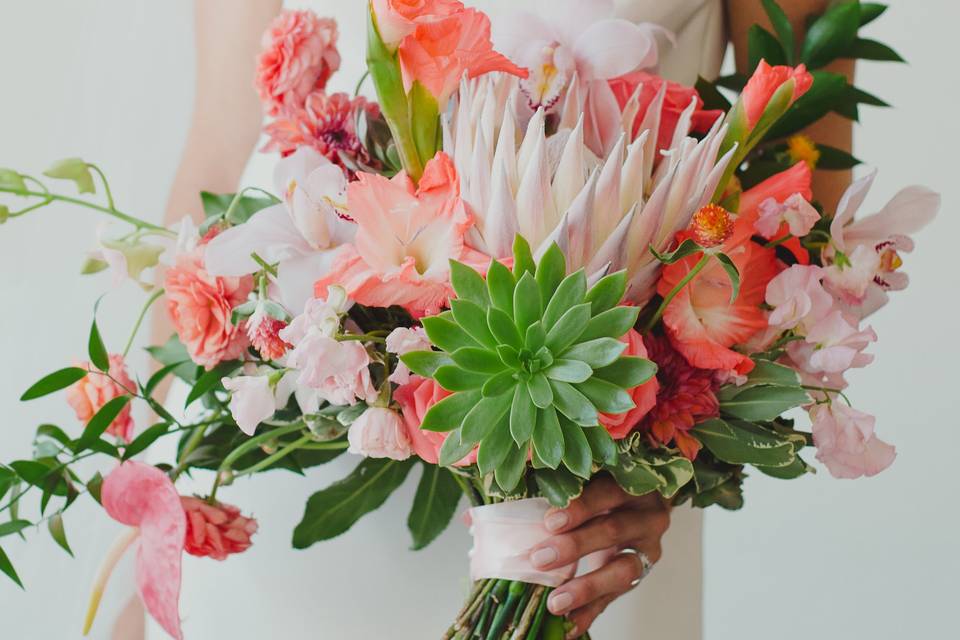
[{"xmin": 529, "ymin": 476, "xmax": 671, "ymax": 638}]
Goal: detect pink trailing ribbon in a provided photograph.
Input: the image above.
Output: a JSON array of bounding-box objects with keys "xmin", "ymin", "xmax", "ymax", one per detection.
[{"xmin": 468, "ymin": 498, "xmax": 576, "ymax": 588}]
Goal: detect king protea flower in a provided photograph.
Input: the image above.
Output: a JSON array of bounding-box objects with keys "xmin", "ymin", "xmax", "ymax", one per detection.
[{"xmin": 444, "ymin": 74, "xmax": 735, "ymax": 307}]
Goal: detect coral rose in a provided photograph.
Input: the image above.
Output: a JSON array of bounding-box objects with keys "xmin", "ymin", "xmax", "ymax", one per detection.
[
  {"xmin": 394, "ymin": 376, "xmax": 477, "ymax": 465},
  {"xmin": 181, "ymin": 496, "xmax": 258, "ymax": 561},
  {"xmin": 256, "ymin": 10, "xmax": 341, "ymax": 115},
  {"xmin": 66, "ymin": 354, "xmax": 135, "ymax": 442},
  {"xmin": 164, "ymin": 248, "xmax": 254, "ymax": 369},
  {"xmin": 599, "ymin": 330, "xmax": 659, "ymax": 439}
]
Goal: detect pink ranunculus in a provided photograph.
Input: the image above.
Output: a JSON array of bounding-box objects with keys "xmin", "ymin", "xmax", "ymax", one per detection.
[
  {"xmin": 754, "ymin": 192, "xmax": 821, "ymax": 240},
  {"xmin": 787, "ymin": 310, "xmax": 876, "ymax": 374},
  {"xmin": 765, "ymin": 264, "xmax": 834, "ymax": 332},
  {"xmin": 347, "ymin": 407, "xmax": 414, "ymax": 460},
  {"xmin": 66, "ymin": 354, "xmax": 135, "ymax": 442},
  {"xmin": 256, "ymin": 10, "xmax": 341, "ymax": 115},
  {"xmin": 181, "ymin": 496, "xmax": 258, "ymax": 561},
  {"xmin": 394, "ymin": 376, "xmax": 477, "ymax": 465},
  {"xmin": 221, "ymin": 375, "xmax": 276, "ymax": 436},
  {"xmin": 314, "ymin": 153, "xmax": 489, "ymax": 317},
  {"xmin": 397, "ymin": 8, "xmax": 527, "ymax": 103},
  {"xmin": 599, "ymin": 330, "xmax": 659, "ymax": 439},
  {"xmin": 809, "ymin": 403, "xmax": 895, "ymax": 479},
  {"xmin": 164, "ymin": 247, "xmax": 253, "ymax": 369},
  {"xmin": 386, "ymin": 326, "xmax": 433, "ymax": 384},
  {"xmin": 371, "ymin": 0, "xmax": 465, "ymax": 49},
  {"xmin": 609, "ymin": 71, "xmax": 723, "ymax": 152},
  {"xmin": 740, "ymin": 60, "xmax": 813, "ymax": 128}
]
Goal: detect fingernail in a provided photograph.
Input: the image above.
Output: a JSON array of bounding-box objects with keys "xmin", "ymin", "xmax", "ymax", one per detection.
[
  {"xmin": 566, "ymin": 627, "xmax": 580, "ymax": 640},
  {"xmin": 548, "ymin": 591, "xmax": 573, "ymax": 614},
  {"xmin": 530, "ymin": 546, "xmax": 558, "ymax": 568},
  {"xmin": 545, "ymin": 510, "xmax": 569, "ymax": 532}
]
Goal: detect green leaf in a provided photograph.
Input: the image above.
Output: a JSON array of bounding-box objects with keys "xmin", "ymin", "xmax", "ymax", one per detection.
[
  {"xmin": 535, "ymin": 468, "xmax": 584, "ymax": 507},
  {"xmin": 43, "ymin": 158, "xmax": 95, "ymax": 194},
  {"xmin": 477, "ymin": 416, "xmax": 513, "ymax": 475},
  {"xmin": 512, "ymin": 235, "xmax": 536, "ymax": 278},
  {"xmin": 549, "ymin": 381, "xmax": 598, "ymax": 427},
  {"xmin": 579, "ymin": 306, "xmax": 639, "ymax": 343},
  {"xmin": 20, "ymin": 367, "xmax": 88, "ymax": 401},
  {"xmin": 859, "ymin": 3, "xmax": 888, "ymax": 26},
  {"xmin": 400, "ymin": 350, "xmax": 453, "ymax": 378},
  {"xmin": 800, "ymin": 1, "xmax": 861, "ymax": 68},
  {"xmin": 593, "ymin": 356, "xmax": 657, "ymax": 388},
  {"xmin": 462, "ymin": 391, "xmax": 514, "ymax": 442},
  {"xmin": 535, "ymin": 244, "xmax": 567, "ymax": 308},
  {"xmin": 509, "ymin": 383, "xmax": 537, "ymax": 445},
  {"xmin": 714, "ymin": 252, "xmax": 741, "ymax": 303},
  {"xmin": 533, "ymin": 407, "xmax": 564, "ymax": 468},
  {"xmin": 761, "ymin": 0, "xmax": 796, "ymax": 64},
  {"xmin": 0, "ymin": 546, "xmax": 23, "ymax": 588},
  {"xmin": 757, "ymin": 455, "xmax": 813, "ymax": 479},
  {"xmin": 450, "ymin": 260, "xmax": 490, "ymax": 309},
  {"xmin": 199, "ymin": 191, "xmax": 278, "ymax": 226},
  {"xmin": 748, "ymin": 25, "xmax": 787, "ymax": 71},
  {"xmin": 450, "ymin": 300, "xmax": 497, "ymax": 348},
  {"xmin": 0, "ymin": 520, "xmax": 31, "ymax": 537},
  {"xmin": 651, "ymin": 456, "xmax": 695, "ymax": 498},
  {"xmin": 495, "ymin": 442, "xmax": 528, "ymax": 492},
  {"xmin": 421, "ymin": 390, "xmax": 482, "ymax": 432},
  {"xmin": 584, "ymin": 427, "xmax": 618, "ymax": 465},
  {"xmin": 695, "ymin": 76, "xmax": 733, "ymax": 112},
  {"xmin": 122, "ymin": 423, "xmax": 169, "ymax": 460},
  {"xmin": 545, "ymin": 359, "xmax": 593, "ymax": 384},
  {"xmin": 438, "ymin": 428, "xmax": 476, "ymax": 466},
  {"xmin": 451, "ymin": 347, "xmax": 506, "ymax": 374},
  {"xmin": 486, "ymin": 259, "xmax": 516, "ymax": 315},
  {"xmin": 584, "ymin": 271, "xmax": 627, "ymax": 315},
  {"xmin": 75, "ymin": 396, "xmax": 131, "ymax": 452},
  {"xmin": 608, "ymin": 460, "xmax": 661, "ymax": 496},
  {"xmin": 816, "ymin": 144, "xmax": 862, "ymax": 170},
  {"xmin": 143, "ymin": 361, "xmax": 190, "ymax": 397},
  {"xmin": 434, "ymin": 365, "xmax": 488, "ymax": 392},
  {"xmin": 528, "ymin": 374, "xmax": 554, "ymax": 409},
  {"xmin": 407, "ymin": 465, "xmax": 462, "ymax": 550},
  {"xmin": 88, "ymin": 317, "xmax": 109, "ymax": 372},
  {"xmin": 692, "ymin": 475, "xmax": 744, "ymax": 510},
  {"xmin": 146, "ymin": 335, "xmax": 197, "ymax": 383},
  {"xmin": 185, "ymin": 361, "xmax": 240, "ymax": 408},
  {"xmin": 545, "ymin": 303, "xmax": 591, "ymax": 353},
  {"xmin": 650, "ymin": 238, "xmax": 703, "ymax": 265},
  {"xmin": 513, "ymin": 273, "xmax": 542, "ymax": 334},
  {"xmin": 542, "ymin": 270, "xmax": 587, "ymax": 330},
  {"xmin": 86, "ymin": 472, "xmax": 103, "ymax": 504},
  {"xmin": 560, "ymin": 421, "xmax": 592, "ymax": 479},
  {"xmin": 692, "ymin": 419, "xmax": 795, "ymax": 466},
  {"xmin": 497, "ymin": 344, "xmax": 522, "ymax": 369},
  {"xmin": 847, "ymin": 37, "xmax": 903, "ymax": 62},
  {"xmin": 563, "ymin": 338, "xmax": 626, "ymax": 369},
  {"xmin": 409, "ymin": 80, "xmax": 441, "ymax": 165},
  {"xmin": 768, "ymin": 71, "xmax": 849, "ymax": 139},
  {"xmin": 488, "ymin": 307, "xmax": 524, "ymax": 350},
  {"xmin": 743, "ymin": 360, "xmax": 802, "ymax": 388},
  {"xmin": 576, "ymin": 377, "xmax": 634, "ymax": 414},
  {"xmin": 482, "ymin": 371, "xmax": 517, "ymax": 398},
  {"xmin": 721, "ymin": 385, "xmax": 810, "ymax": 421},
  {"xmin": 525, "ymin": 322, "xmax": 547, "ymax": 352},
  {"xmin": 422, "ymin": 316, "xmax": 479, "ymax": 352},
  {"xmin": 292, "ymin": 458, "xmax": 415, "ymax": 548},
  {"xmin": 48, "ymin": 514, "xmax": 73, "ymax": 556}
]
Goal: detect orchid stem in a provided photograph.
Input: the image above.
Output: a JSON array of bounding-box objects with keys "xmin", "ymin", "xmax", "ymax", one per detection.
[
  {"xmin": 642, "ymin": 253, "xmax": 711, "ymax": 334},
  {"xmin": 0, "ymin": 187, "xmax": 172, "ymax": 234},
  {"xmin": 233, "ymin": 434, "xmax": 313, "ymax": 478},
  {"xmin": 87, "ymin": 164, "xmax": 116, "ymax": 211}
]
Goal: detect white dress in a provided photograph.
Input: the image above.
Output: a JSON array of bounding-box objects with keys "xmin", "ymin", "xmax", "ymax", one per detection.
[{"xmin": 144, "ymin": 2, "xmax": 727, "ymax": 639}]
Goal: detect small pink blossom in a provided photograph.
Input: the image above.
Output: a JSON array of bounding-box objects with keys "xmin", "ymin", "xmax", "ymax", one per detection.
[
  {"xmin": 221, "ymin": 375, "xmax": 276, "ymax": 436},
  {"xmin": 765, "ymin": 265, "xmax": 834, "ymax": 332},
  {"xmin": 282, "ymin": 333, "xmax": 377, "ymax": 406},
  {"xmin": 347, "ymin": 407, "xmax": 414, "ymax": 460},
  {"xmin": 787, "ymin": 310, "xmax": 876, "ymax": 374},
  {"xmin": 256, "ymin": 10, "xmax": 341, "ymax": 115},
  {"xmin": 809, "ymin": 403, "xmax": 895, "ymax": 479},
  {"xmin": 181, "ymin": 497, "xmax": 258, "ymax": 561},
  {"xmin": 66, "ymin": 354, "xmax": 135, "ymax": 442},
  {"xmin": 754, "ymin": 193, "xmax": 820, "ymax": 240},
  {"xmin": 386, "ymin": 326, "xmax": 432, "ymax": 384},
  {"xmin": 823, "ymin": 244, "xmax": 882, "ymax": 305}
]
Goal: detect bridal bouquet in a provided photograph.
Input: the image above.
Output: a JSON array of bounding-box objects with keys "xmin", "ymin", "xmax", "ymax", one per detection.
[{"xmin": 0, "ymin": 1, "xmax": 938, "ymax": 638}]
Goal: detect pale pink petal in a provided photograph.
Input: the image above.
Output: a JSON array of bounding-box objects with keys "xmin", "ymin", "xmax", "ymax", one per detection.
[
  {"xmin": 204, "ymin": 205, "xmax": 311, "ymax": 277},
  {"xmin": 573, "ymin": 19, "xmax": 659, "ymax": 80},
  {"xmin": 843, "ymin": 186, "xmax": 940, "ymax": 249}
]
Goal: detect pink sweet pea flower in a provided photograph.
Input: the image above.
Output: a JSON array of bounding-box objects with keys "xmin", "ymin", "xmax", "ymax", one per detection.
[
  {"xmin": 740, "ymin": 60, "xmax": 813, "ymax": 128},
  {"xmin": 281, "ymin": 335, "xmax": 377, "ymax": 407},
  {"xmin": 66, "ymin": 354, "xmax": 135, "ymax": 442},
  {"xmin": 96, "ymin": 462, "xmax": 187, "ymax": 640},
  {"xmin": 371, "ymin": 0, "xmax": 465, "ymax": 49},
  {"xmin": 398, "ymin": 7, "xmax": 527, "ymax": 104},
  {"xmin": 347, "ymin": 407, "xmax": 414, "ymax": 460},
  {"xmin": 598, "ymin": 330, "xmax": 659, "ymax": 439},
  {"xmin": 809, "ymin": 403, "xmax": 895, "ymax": 479},
  {"xmin": 314, "ymin": 153, "xmax": 489, "ymax": 316},
  {"xmin": 181, "ymin": 497, "xmax": 258, "ymax": 561},
  {"xmin": 386, "ymin": 326, "xmax": 432, "ymax": 384},
  {"xmin": 765, "ymin": 265, "xmax": 834, "ymax": 332},
  {"xmin": 394, "ymin": 375, "xmax": 477, "ymax": 465},
  {"xmin": 754, "ymin": 193, "xmax": 820, "ymax": 240},
  {"xmin": 221, "ymin": 375, "xmax": 276, "ymax": 436},
  {"xmin": 787, "ymin": 310, "xmax": 876, "ymax": 374}
]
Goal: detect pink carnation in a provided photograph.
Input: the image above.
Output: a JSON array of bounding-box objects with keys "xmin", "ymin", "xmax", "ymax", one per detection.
[
  {"xmin": 394, "ymin": 376, "xmax": 477, "ymax": 466},
  {"xmin": 599, "ymin": 330, "xmax": 659, "ymax": 439},
  {"xmin": 65, "ymin": 354, "xmax": 135, "ymax": 442},
  {"xmin": 164, "ymin": 247, "xmax": 254, "ymax": 369},
  {"xmin": 181, "ymin": 496, "xmax": 258, "ymax": 561},
  {"xmin": 256, "ymin": 10, "xmax": 341, "ymax": 115}
]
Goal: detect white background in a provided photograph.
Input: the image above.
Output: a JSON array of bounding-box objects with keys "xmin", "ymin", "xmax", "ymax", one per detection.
[{"xmin": 0, "ymin": 1, "xmax": 957, "ymax": 638}]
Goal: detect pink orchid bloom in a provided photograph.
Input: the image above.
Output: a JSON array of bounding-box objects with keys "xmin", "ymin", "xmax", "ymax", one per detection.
[
  {"xmin": 825, "ymin": 171, "xmax": 940, "ymax": 317},
  {"xmin": 765, "ymin": 264, "xmax": 834, "ymax": 332},
  {"xmin": 88, "ymin": 462, "xmax": 186, "ymax": 640},
  {"xmin": 787, "ymin": 310, "xmax": 876, "ymax": 374},
  {"xmin": 222, "ymin": 375, "xmax": 276, "ymax": 436},
  {"xmin": 754, "ymin": 192, "xmax": 820, "ymax": 239},
  {"xmin": 314, "ymin": 152, "xmax": 488, "ymax": 316},
  {"xmin": 740, "ymin": 60, "xmax": 813, "ymax": 128},
  {"xmin": 386, "ymin": 326, "xmax": 432, "ymax": 384},
  {"xmin": 809, "ymin": 403, "xmax": 896, "ymax": 479}
]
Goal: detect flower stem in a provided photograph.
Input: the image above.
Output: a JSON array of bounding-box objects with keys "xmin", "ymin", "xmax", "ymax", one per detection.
[
  {"xmin": 209, "ymin": 422, "xmax": 305, "ymax": 501},
  {"xmin": 233, "ymin": 434, "xmax": 313, "ymax": 478},
  {"xmin": 87, "ymin": 164, "xmax": 116, "ymax": 211},
  {"xmin": 82, "ymin": 527, "xmax": 140, "ymax": 635},
  {"xmin": 122, "ymin": 288, "xmax": 164, "ymax": 357},
  {"xmin": 642, "ymin": 253, "xmax": 712, "ymax": 334},
  {"xmin": 0, "ymin": 187, "xmax": 172, "ymax": 234}
]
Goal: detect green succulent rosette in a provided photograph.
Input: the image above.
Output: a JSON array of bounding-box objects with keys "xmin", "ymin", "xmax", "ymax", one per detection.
[{"xmin": 401, "ymin": 238, "xmax": 657, "ymax": 495}]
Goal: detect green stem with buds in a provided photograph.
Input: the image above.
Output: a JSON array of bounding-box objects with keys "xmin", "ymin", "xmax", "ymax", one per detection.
[{"xmin": 0, "ymin": 186, "xmax": 172, "ymax": 234}]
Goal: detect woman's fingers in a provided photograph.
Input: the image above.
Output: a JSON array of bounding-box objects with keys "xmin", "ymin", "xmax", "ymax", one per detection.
[
  {"xmin": 546, "ymin": 551, "xmax": 647, "ymax": 617},
  {"xmin": 542, "ymin": 475, "xmax": 627, "ymax": 533},
  {"xmin": 565, "ymin": 593, "xmax": 617, "ymax": 640}
]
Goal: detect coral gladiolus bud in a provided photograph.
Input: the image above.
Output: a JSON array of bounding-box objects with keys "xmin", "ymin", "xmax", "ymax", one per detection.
[{"xmin": 691, "ymin": 204, "xmax": 734, "ymax": 248}]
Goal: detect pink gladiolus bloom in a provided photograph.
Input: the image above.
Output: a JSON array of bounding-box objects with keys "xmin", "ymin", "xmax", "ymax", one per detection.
[
  {"xmin": 740, "ymin": 60, "xmax": 813, "ymax": 128},
  {"xmin": 371, "ymin": 0, "xmax": 465, "ymax": 49},
  {"xmin": 394, "ymin": 376, "xmax": 477, "ymax": 465},
  {"xmin": 164, "ymin": 246, "xmax": 253, "ymax": 369},
  {"xmin": 809, "ymin": 403, "xmax": 895, "ymax": 479},
  {"xmin": 398, "ymin": 8, "xmax": 527, "ymax": 103},
  {"xmin": 739, "ymin": 161, "xmax": 813, "ymax": 225},
  {"xmin": 765, "ymin": 264, "xmax": 834, "ymax": 332},
  {"xmin": 66, "ymin": 354, "xmax": 135, "ymax": 442},
  {"xmin": 181, "ymin": 497, "xmax": 258, "ymax": 561},
  {"xmin": 347, "ymin": 407, "xmax": 415, "ymax": 460},
  {"xmin": 787, "ymin": 310, "xmax": 876, "ymax": 374},
  {"xmin": 386, "ymin": 326, "xmax": 432, "ymax": 384},
  {"xmin": 754, "ymin": 192, "xmax": 820, "ymax": 240},
  {"xmin": 598, "ymin": 330, "xmax": 659, "ymax": 439},
  {"xmin": 99, "ymin": 462, "xmax": 187, "ymax": 640},
  {"xmin": 314, "ymin": 153, "xmax": 489, "ymax": 316},
  {"xmin": 256, "ymin": 10, "xmax": 341, "ymax": 115},
  {"xmin": 221, "ymin": 375, "xmax": 276, "ymax": 436}
]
